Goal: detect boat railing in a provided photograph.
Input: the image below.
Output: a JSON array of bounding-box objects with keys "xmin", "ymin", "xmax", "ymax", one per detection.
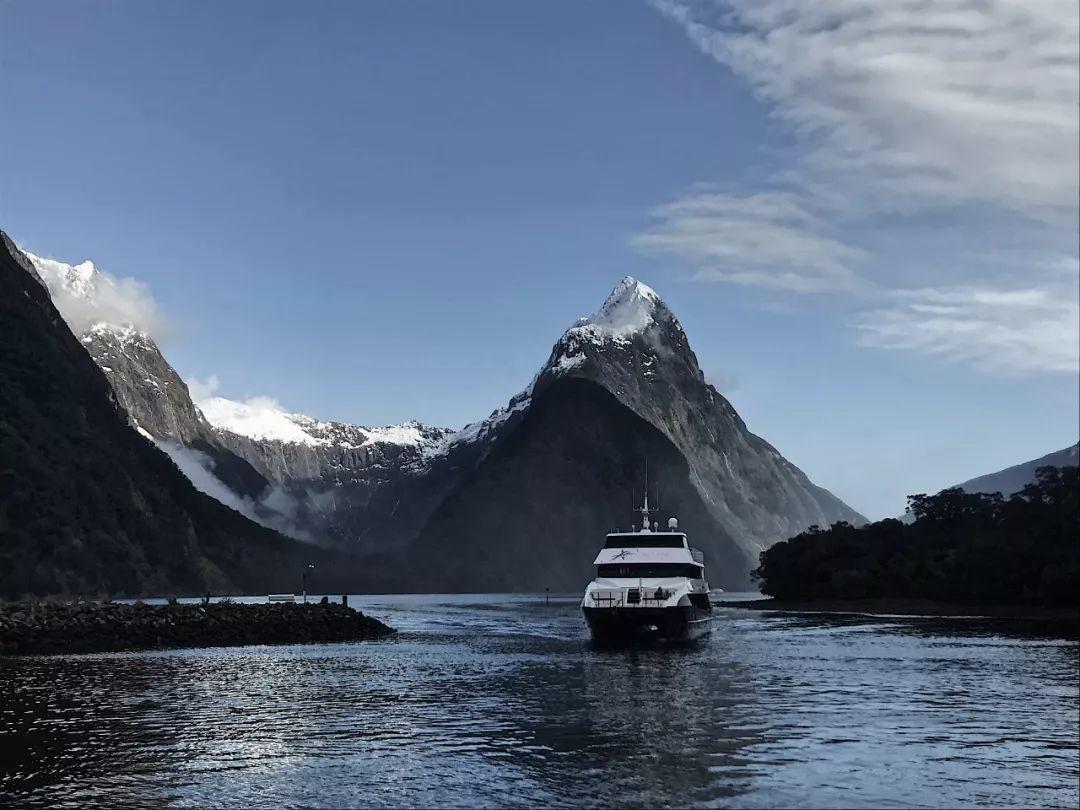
[
  {"xmin": 590, "ymin": 591, "xmax": 624, "ymax": 608},
  {"xmin": 590, "ymin": 587, "xmax": 674, "ymax": 607},
  {"xmin": 690, "ymin": 548, "xmax": 705, "ymax": 565}
]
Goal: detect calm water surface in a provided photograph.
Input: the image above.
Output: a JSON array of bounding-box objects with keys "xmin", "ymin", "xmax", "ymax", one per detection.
[{"xmin": 1, "ymin": 594, "xmax": 1077, "ymax": 808}]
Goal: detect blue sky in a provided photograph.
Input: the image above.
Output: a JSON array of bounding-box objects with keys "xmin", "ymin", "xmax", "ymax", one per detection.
[{"xmin": 2, "ymin": 0, "xmax": 1077, "ymax": 519}]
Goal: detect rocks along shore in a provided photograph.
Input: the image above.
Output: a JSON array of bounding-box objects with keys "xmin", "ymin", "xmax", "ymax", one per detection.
[{"xmin": 0, "ymin": 600, "xmax": 395, "ymax": 655}]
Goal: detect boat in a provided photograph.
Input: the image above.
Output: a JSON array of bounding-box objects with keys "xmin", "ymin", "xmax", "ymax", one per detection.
[{"xmin": 581, "ymin": 490, "xmax": 713, "ymax": 643}]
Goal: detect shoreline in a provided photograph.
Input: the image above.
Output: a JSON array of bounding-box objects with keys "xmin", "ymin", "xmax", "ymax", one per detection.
[
  {"xmin": 718, "ymin": 597, "xmax": 1080, "ymax": 623},
  {"xmin": 0, "ymin": 600, "xmax": 395, "ymax": 656}
]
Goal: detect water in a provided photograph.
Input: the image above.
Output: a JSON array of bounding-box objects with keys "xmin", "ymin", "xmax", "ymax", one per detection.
[{"xmin": 1, "ymin": 593, "xmax": 1077, "ymax": 808}]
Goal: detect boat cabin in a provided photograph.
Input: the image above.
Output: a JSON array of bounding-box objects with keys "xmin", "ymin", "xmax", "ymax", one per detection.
[
  {"xmin": 592, "ymin": 533, "xmax": 705, "ymax": 580},
  {"xmin": 603, "ymin": 532, "xmax": 687, "ymax": 549}
]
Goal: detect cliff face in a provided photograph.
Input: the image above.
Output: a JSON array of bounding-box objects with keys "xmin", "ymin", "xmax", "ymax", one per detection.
[
  {"xmin": 80, "ymin": 324, "xmax": 210, "ymax": 445},
  {"xmin": 0, "ymin": 231, "xmax": 335, "ymax": 598},
  {"xmin": 78, "ymin": 324, "xmax": 271, "ymax": 500}
]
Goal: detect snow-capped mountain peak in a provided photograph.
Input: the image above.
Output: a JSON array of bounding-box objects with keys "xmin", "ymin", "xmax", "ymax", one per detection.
[
  {"xmin": 441, "ymin": 277, "xmax": 673, "ymax": 453},
  {"xmin": 576, "ymin": 276, "xmax": 662, "ymax": 337},
  {"xmin": 25, "ymin": 252, "xmax": 101, "ymax": 299},
  {"xmin": 537, "ymin": 275, "xmax": 678, "ymax": 381},
  {"xmin": 24, "ymin": 250, "xmax": 162, "ymax": 338}
]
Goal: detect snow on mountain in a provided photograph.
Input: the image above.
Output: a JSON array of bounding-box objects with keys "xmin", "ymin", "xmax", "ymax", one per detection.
[
  {"xmin": 442, "ymin": 277, "xmax": 665, "ymax": 452},
  {"xmin": 23, "ymin": 250, "xmax": 164, "ymax": 338},
  {"xmin": 194, "ymin": 391, "xmax": 451, "ymax": 452},
  {"xmin": 24, "ymin": 248, "xmax": 448, "ymax": 454},
  {"xmin": 362, "ymin": 422, "xmax": 437, "ymax": 448},
  {"xmin": 570, "ymin": 276, "xmax": 662, "ymax": 342},
  {"xmin": 450, "ymin": 382, "xmax": 535, "ymax": 448},
  {"xmin": 196, "ymin": 396, "xmax": 328, "ymax": 446},
  {"xmin": 29, "ymin": 254, "xmax": 99, "ymax": 297}
]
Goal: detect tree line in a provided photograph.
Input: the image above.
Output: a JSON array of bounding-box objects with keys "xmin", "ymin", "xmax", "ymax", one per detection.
[{"xmin": 753, "ymin": 466, "xmax": 1078, "ymax": 606}]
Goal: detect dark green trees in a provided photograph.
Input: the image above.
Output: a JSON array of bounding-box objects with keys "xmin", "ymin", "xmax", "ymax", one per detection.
[{"xmin": 753, "ymin": 466, "xmax": 1079, "ymax": 606}]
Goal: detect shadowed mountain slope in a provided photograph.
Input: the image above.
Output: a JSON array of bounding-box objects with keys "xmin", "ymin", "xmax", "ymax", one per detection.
[{"xmin": 0, "ymin": 231, "xmax": 344, "ymax": 598}]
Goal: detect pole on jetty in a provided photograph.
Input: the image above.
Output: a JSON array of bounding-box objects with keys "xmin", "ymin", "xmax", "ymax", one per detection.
[{"xmin": 301, "ymin": 563, "xmax": 315, "ymax": 604}]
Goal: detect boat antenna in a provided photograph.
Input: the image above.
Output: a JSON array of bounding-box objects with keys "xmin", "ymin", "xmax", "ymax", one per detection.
[{"xmin": 639, "ymin": 458, "xmax": 651, "ymax": 531}]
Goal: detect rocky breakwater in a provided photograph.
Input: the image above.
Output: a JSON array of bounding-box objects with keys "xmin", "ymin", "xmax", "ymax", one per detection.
[{"xmin": 0, "ymin": 600, "xmax": 395, "ymax": 655}]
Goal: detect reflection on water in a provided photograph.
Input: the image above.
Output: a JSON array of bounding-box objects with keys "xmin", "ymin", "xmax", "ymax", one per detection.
[{"xmin": 1, "ymin": 594, "xmax": 1077, "ymax": 808}]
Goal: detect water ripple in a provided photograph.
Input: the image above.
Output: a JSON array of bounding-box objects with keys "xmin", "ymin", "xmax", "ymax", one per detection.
[{"xmin": 0, "ymin": 594, "xmax": 1076, "ymax": 808}]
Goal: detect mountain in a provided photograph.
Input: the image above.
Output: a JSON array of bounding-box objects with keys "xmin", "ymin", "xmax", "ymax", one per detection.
[
  {"xmin": 406, "ymin": 277, "xmax": 866, "ymax": 591},
  {"xmin": 957, "ymin": 444, "xmax": 1079, "ymax": 497},
  {"xmin": 26, "ymin": 250, "xmax": 455, "ymax": 550},
  {"xmin": 199, "ymin": 399, "xmax": 463, "ymax": 550},
  {"xmin": 0, "ymin": 231, "xmax": 347, "ymax": 598},
  {"xmin": 20, "ymin": 244, "xmax": 864, "ymax": 592}
]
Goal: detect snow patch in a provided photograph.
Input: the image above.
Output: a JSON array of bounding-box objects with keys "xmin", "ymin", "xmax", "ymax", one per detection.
[
  {"xmin": 573, "ymin": 276, "xmax": 661, "ymax": 339},
  {"xmin": 196, "ymin": 395, "xmax": 328, "ymax": 446},
  {"xmin": 24, "ymin": 251, "xmax": 165, "ymax": 338},
  {"xmin": 448, "ymin": 376, "xmax": 537, "ymax": 449},
  {"xmin": 191, "ymin": 377, "xmax": 450, "ymax": 451},
  {"xmin": 434, "ymin": 278, "xmax": 665, "ymax": 454},
  {"xmin": 552, "ymin": 352, "xmax": 585, "ymax": 374},
  {"xmin": 362, "ymin": 422, "xmax": 427, "ymax": 447}
]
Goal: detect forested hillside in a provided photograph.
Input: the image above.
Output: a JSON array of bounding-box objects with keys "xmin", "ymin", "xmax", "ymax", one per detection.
[{"xmin": 754, "ymin": 466, "xmax": 1079, "ymax": 606}]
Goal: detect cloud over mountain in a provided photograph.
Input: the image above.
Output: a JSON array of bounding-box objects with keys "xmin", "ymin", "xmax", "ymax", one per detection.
[
  {"xmin": 634, "ymin": 189, "xmax": 866, "ymax": 293},
  {"xmin": 24, "ymin": 252, "xmax": 166, "ymax": 339}
]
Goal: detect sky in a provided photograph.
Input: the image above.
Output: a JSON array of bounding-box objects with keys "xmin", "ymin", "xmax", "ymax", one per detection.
[{"xmin": 2, "ymin": 0, "xmax": 1077, "ymax": 519}]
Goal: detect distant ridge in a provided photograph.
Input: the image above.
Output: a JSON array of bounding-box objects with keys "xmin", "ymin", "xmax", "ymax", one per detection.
[{"xmin": 957, "ymin": 443, "xmax": 1079, "ymax": 497}]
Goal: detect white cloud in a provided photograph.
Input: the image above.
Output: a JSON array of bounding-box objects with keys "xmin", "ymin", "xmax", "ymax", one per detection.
[
  {"xmin": 187, "ymin": 375, "xmax": 220, "ymax": 403},
  {"xmin": 854, "ymin": 262, "xmax": 1080, "ymax": 374},
  {"xmin": 191, "ymin": 386, "xmax": 325, "ymax": 446},
  {"xmin": 645, "ymin": 0, "xmax": 1079, "ymax": 375},
  {"xmin": 633, "ymin": 189, "xmax": 867, "ymax": 292},
  {"xmin": 25, "ymin": 251, "xmax": 166, "ymax": 338},
  {"xmin": 650, "ymin": 0, "xmax": 1080, "ymax": 223}
]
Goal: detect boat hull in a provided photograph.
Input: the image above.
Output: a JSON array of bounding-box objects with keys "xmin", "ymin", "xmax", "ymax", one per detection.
[{"xmin": 582, "ymin": 605, "xmax": 711, "ymax": 643}]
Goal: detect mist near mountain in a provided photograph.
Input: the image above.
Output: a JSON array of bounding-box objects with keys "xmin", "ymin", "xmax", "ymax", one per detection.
[{"xmin": 150, "ymin": 438, "xmax": 313, "ymax": 542}]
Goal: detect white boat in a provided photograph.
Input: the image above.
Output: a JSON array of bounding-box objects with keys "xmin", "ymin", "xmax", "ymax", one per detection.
[{"xmin": 581, "ymin": 491, "xmax": 712, "ymax": 643}]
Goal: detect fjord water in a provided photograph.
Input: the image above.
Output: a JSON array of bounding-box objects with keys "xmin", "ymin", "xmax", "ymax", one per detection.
[{"xmin": 1, "ymin": 595, "xmax": 1077, "ymax": 808}]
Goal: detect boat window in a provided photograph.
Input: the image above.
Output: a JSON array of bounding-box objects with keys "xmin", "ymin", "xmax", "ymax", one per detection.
[
  {"xmin": 597, "ymin": 563, "xmax": 701, "ymax": 578},
  {"xmin": 603, "ymin": 534, "xmax": 685, "ymax": 549}
]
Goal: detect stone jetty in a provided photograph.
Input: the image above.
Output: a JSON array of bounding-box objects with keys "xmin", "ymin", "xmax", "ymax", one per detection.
[{"xmin": 0, "ymin": 600, "xmax": 395, "ymax": 655}]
